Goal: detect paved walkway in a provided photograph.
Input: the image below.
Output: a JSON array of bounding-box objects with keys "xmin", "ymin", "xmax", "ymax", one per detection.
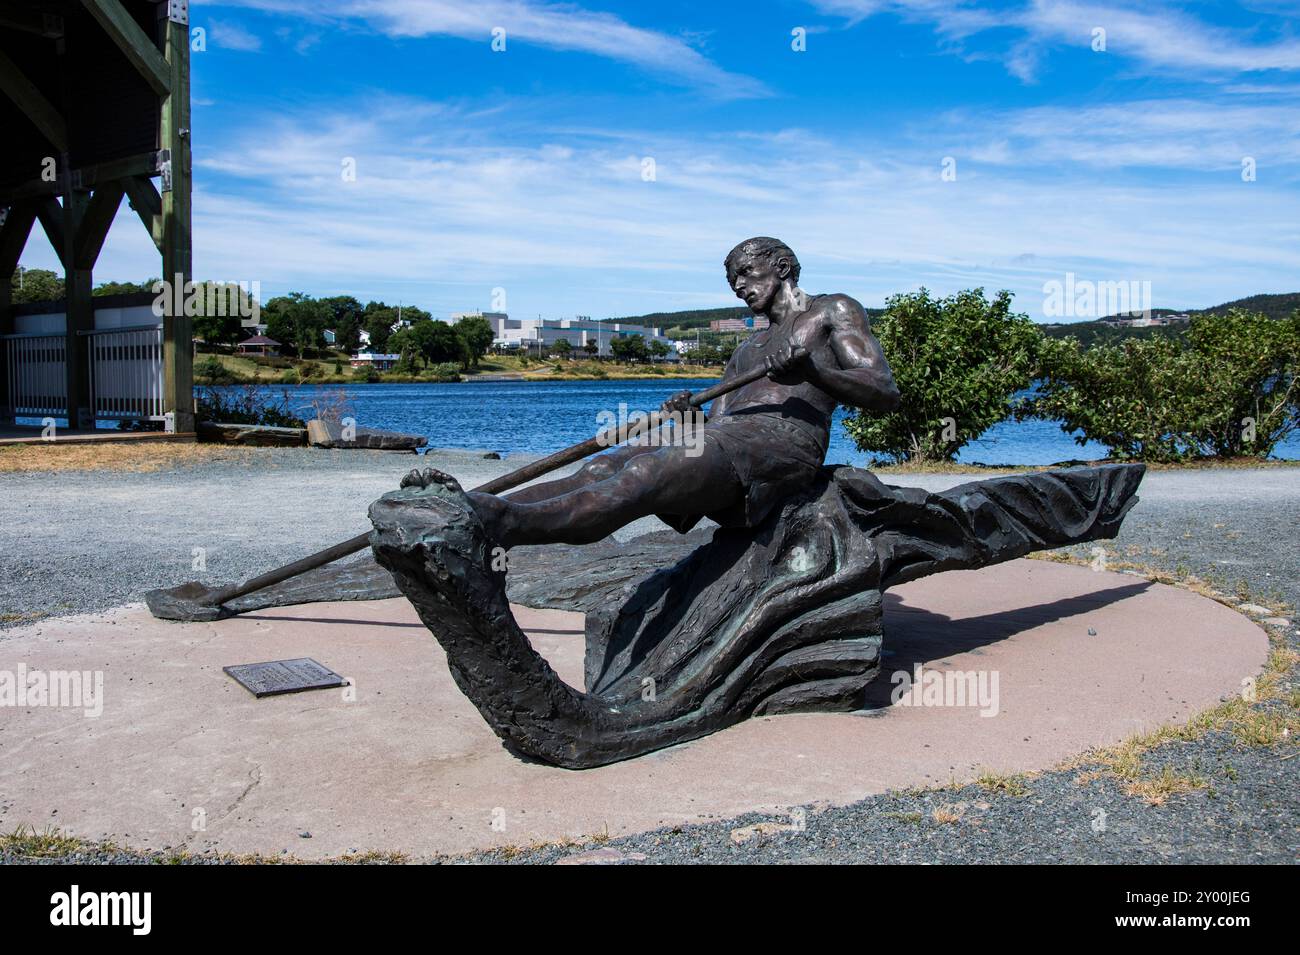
[{"xmin": 0, "ymin": 560, "xmax": 1265, "ymax": 859}]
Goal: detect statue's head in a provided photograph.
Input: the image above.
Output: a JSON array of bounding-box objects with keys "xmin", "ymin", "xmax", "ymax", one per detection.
[{"xmin": 725, "ymin": 237, "xmax": 800, "ymax": 313}]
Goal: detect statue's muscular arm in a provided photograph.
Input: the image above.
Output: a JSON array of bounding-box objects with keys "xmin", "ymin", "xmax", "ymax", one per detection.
[{"xmin": 803, "ymin": 295, "xmax": 900, "ymax": 413}]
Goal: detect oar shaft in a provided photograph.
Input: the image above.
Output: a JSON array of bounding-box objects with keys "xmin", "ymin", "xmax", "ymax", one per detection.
[{"xmin": 204, "ymin": 352, "xmax": 796, "ymax": 606}]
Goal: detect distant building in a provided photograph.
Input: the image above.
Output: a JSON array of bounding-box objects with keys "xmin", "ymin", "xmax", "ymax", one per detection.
[
  {"xmin": 236, "ymin": 334, "xmax": 280, "ymax": 356},
  {"xmin": 323, "ymin": 328, "xmax": 337, "ymax": 345},
  {"xmin": 1101, "ymin": 313, "xmax": 1192, "ymax": 328},
  {"xmin": 710, "ymin": 316, "xmax": 768, "ymax": 333},
  {"xmin": 350, "ymin": 352, "xmax": 400, "ymax": 371},
  {"xmin": 476, "ymin": 314, "xmax": 673, "ymax": 358},
  {"xmin": 450, "ymin": 310, "xmax": 509, "ymax": 326}
]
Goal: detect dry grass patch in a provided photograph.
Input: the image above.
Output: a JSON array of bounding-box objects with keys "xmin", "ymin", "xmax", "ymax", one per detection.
[
  {"xmin": 1062, "ymin": 585, "xmax": 1298, "ymax": 802},
  {"xmin": 974, "ymin": 771, "xmax": 1034, "ymax": 797},
  {"xmin": 931, "ymin": 805, "xmax": 964, "ymax": 825},
  {"xmin": 0, "ymin": 442, "xmax": 256, "ymax": 474},
  {"xmin": 0, "ymin": 824, "xmax": 102, "ymax": 859}
]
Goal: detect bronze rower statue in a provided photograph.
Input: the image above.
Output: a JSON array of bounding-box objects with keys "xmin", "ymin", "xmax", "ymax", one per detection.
[{"xmin": 401, "ymin": 237, "xmax": 902, "ymax": 547}]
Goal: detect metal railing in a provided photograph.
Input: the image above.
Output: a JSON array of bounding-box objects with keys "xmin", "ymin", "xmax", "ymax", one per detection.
[
  {"xmin": 3, "ymin": 332, "xmax": 67, "ymax": 417},
  {"xmin": 82, "ymin": 324, "xmax": 165, "ymax": 421}
]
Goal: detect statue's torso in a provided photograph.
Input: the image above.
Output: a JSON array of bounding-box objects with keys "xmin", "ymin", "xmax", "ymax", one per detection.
[{"xmin": 714, "ymin": 295, "xmax": 838, "ymax": 439}]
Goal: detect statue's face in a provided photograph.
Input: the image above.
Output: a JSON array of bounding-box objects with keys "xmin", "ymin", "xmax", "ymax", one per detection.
[{"xmin": 728, "ymin": 254, "xmax": 785, "ymax": 313}]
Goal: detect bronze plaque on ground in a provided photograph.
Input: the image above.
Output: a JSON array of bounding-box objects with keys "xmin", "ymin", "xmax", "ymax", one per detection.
[{"xmin": 223, "ymin": 658, "xmax": 347, "ymax": 698}]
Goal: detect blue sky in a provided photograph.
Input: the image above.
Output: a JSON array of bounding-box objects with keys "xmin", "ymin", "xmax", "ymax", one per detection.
[{"xmin": 21, "ymin": 0, "xmax": 1300, "ymax": 321}]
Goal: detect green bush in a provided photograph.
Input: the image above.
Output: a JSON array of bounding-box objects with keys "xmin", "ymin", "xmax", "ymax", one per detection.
[
  {"xmin": 842, "ymin": 288, "xmax": 1040, "ymax": 463},
  {"xmin": 280, "ymin": 368, "xmax": 300, "ymax": 384},
  {"xmin": 195, "ymin": 385, "xmax": 306, "ymax": 428},
  {"xmin": 1026, "ymin": 309, "xmax": 1300, "ymax": 461},
  {"xmin": 194, "ymin": 355, "xmax": 238, "ymax": 384},
  {"xmin": 250, "ymin": 355, "xmax": 292, "ymax": 369},
  {"xmin": 427, "ymin": 362, "xmax": 461, "ymax": 382},
  {"xmin": 353, "ymin": 365, "xmax": 381, "ymax": 383}
]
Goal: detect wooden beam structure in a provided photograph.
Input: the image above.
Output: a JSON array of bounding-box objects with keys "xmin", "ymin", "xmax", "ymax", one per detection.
[
  {"xmin": 122, "ymin": 173, "xmax": 163, "ymax": 252},
  {"xmin": 0, "ymin": 202, "xmax": 39, "ymax": 420},
  {"xmin": 0, "ymin": 9, "xmax": 64, "ymax": 39},
  {"xmin": 62, "ymin": 188, "xmax": 94, "ymax": 428},
  {"xmin": 0, "ymin": 1, "xmax": 193, "ymax": 431},
  {"xmin": 33, "ymin": 195, "xmax": 66, "ymax": 269},
  {"xmin": 0, "ymin": 47, "xmax": 68, "ymax": 152},
  {"xmin": 81, "ymin": 0, "xmax": 170, "ymax": 96},
  {"xmin": 1, "ymin": 151, "xmax": 160, "ymax": 204},
  {"xmin": 73, "ymin": 181, "xmax": 124, "ymax": 269},
  {"xmin": 160, "ymin": 1, "xmax": 193, "ymax": 432}
]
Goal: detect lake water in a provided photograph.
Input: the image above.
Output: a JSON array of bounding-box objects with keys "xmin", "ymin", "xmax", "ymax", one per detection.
[{"xmin": 267, "ymin": 379, "xmax": 1300, "ymax": 465}]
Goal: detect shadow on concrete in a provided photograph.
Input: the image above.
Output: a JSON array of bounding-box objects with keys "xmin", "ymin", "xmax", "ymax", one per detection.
[
  {"xmin": 239, "ymin": 614, "xmax": 428, "ymax": 629},
  {"xmin": 862, "ymin": 579, "xmax": 1152, "ymax": 709}
]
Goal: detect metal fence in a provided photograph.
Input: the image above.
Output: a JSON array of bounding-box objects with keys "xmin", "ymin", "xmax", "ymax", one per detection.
[
  {"xmin": 3, "ymin": 332, "xmax": 67, "ymax": 417},
  {"xmin": 83, "ymin": 324, "xmax": 165, "ymax": 421}
]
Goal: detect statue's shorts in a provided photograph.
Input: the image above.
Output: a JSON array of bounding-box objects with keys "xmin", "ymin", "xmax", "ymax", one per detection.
[{"xmin": 658, "ymin": 411, "xmax": 830, "ymax": 533}]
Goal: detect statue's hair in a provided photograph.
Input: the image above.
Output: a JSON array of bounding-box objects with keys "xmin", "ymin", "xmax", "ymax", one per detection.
[{"xmin": 725, "ymin": 237, "xmax": 800, "ymax": 285}]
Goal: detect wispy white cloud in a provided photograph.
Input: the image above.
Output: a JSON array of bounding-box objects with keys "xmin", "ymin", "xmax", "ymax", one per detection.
[
  {"xmin": 812, "ymin": 0, "xmax": 1300, "ymax": 82},
  {"xmin": 208, "ymin": 18, "xmax": 264, "ymax": 52},
  {"xmin": 942, "ymin": 99, "xmax": 1300, "ymax": 169},
  {"xmin": 94, "ymin": 92, "xmax": 1285, "ymax": 320},
  {"xmin": 207, "ymin": 0, "xmax": 767, "ymax": 97}
]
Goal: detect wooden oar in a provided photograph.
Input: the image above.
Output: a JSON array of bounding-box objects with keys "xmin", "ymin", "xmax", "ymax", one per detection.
[{"xmin": 146, "ymin": 350, "xmax": 802, "ymax": 618}]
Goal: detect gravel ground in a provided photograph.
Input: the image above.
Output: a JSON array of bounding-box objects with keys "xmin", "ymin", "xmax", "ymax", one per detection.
[
  {"xmin": 0, "ymin": 447, "xmax": 667, "ymax": 628},
  {"xmin": 0, "ymin": 450, "xmax": 1296, "ymax": 864}
]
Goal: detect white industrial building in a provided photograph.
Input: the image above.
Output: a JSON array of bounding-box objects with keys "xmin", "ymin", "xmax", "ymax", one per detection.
[{"xmin": 452, "ymin": 312, "xmax": 675, "ymax": 358}]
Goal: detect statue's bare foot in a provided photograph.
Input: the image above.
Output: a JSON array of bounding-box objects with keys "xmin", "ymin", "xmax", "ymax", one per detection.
[{"xmin": 400, "ymin": 467, "xmax": 464, "ymax": 494}]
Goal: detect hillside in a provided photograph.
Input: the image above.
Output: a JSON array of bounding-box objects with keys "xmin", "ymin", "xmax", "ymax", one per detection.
[
  {"xmin": 615, "ymin": 303, "xmax": 886, "ymax": 331},
  {"xmin": 1096, "ymin": 291, "xmax": 1300, "ymax": 322},
  {"xmin": 612, "ymin": 306, "xmax": 752, "ymax": 330},
  {"xmin": 1041, "ymin": 291, "xmax": 1300, "ymax": 347}
]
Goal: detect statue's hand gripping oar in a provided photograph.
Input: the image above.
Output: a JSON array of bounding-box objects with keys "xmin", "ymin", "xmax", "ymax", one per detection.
[{"xmin": 145, "ymin": 349, "xmax": 806, "ymax": 621}]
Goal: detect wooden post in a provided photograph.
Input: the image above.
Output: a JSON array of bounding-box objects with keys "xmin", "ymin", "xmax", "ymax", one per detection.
[
  {"xmin": 63, "ymin": 188, "xmax": 93, "ymax": 429},
  {"xmin": 0, "ymin": 204, "xmax": 38, "ymax": 424},
  {"xmin": 160, "ymin": 2, "xmax": 193, "ymax": 433}
]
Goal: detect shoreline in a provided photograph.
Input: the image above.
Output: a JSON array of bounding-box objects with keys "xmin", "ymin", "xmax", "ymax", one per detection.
[
  {"xmin": 2, "ymin": 439, "xmax": 1298, "ymax": 475},
  {"xmin": 196, "ymin": 370, "xmax": 727, "ymax": 386}
]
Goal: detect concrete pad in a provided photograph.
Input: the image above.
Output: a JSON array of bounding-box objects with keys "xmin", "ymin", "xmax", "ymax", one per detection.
[{"xmin": 0, "ymin": 560, "xmax": 1267, "ymax": 859}]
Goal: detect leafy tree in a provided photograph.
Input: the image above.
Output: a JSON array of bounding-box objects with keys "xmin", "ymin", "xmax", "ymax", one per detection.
[
  {"xmin": 552, "ymin": 338, "xmax": 573, "ymax": 360},
  {"xmin": 389, "ymin": 330, "xmax": 421, "ymax": 375},
  {"xmin": 1026, "ymin": 309, "xmax": 1300, "ymax": 461},
  {"xmin": 648, "ymin": 339, "xmax": 671, "ymax": 361},
  {"xmin": 610, "ymin": 334, "xmax": 649, "ymax": 363},
  {"xmin": 319, "ymin": 295, "xmax": 364, "ymax": 352},
  {"xmin": 191, "ymin": 281, "xmax": 256, "ymax": 346},
  {"xmin": 11, "ymin": 267, "xmax": 63, "ymax": 303},
  {"xmin": 93, "ymin": 279, "xmax": 157, "ymax": 296},
  {"xmin": 842, "ymin": 288, "xmax": 1040, "ymax": 463},
  {"xmin": 263, "ymin": 292, "xmax": 330, "ymax": 357},
  {"xmin": 363, "ymin": 306, "xmax": 397, "ymax": 353},
  {"xmin": 455, "ymin": 315, "xmax": 495, "ymax": 368},
  {"xmin": 410, "ymin": 319, "xmax": 464, "ymax": 368},
  {"xmin": 582, "ymin": 340, "xmax": 599, "ymax": 358}
]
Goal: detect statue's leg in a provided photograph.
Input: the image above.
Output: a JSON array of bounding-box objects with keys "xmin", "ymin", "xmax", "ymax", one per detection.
[
  {"xmin": 503, "ymin": 443, "xmax": 659, "ymax": 504},
  {"xmin": 470, "ymin": 441, "xmax": 742, "ymax": 547}
]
